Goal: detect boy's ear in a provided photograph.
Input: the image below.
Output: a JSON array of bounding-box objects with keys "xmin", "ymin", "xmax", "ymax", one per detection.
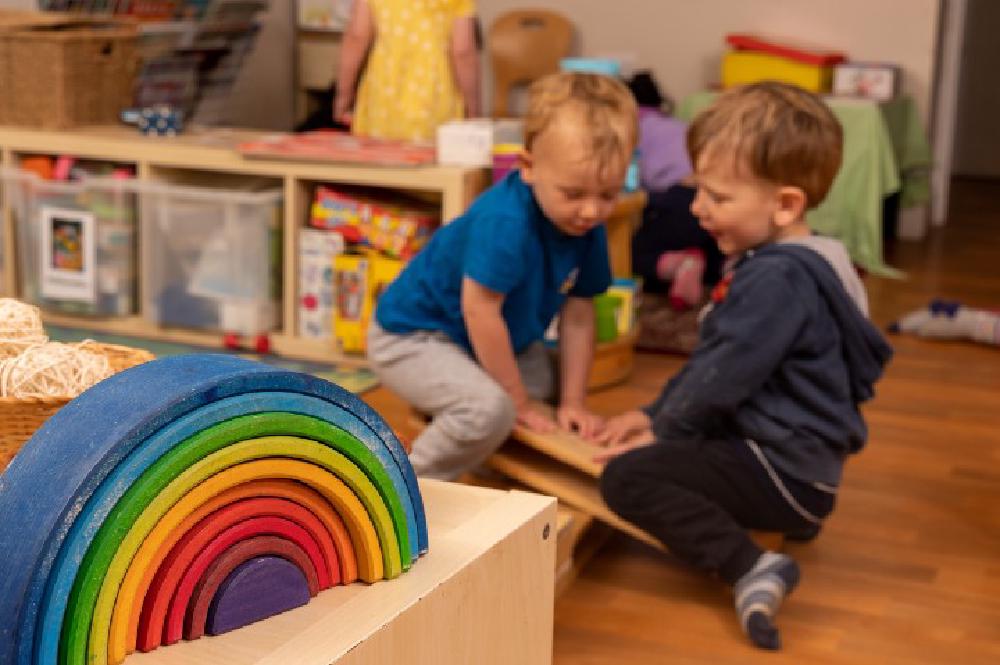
[
  {"xmin": 518, "ymin": 149, "xmax": 535, "ymax": 184},
  {"xmin": 773, "ymin": 186, "xmax": 808, "ymax": 227}
]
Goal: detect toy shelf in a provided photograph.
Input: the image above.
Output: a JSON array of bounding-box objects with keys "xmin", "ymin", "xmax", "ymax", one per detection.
[{"xmin": 0, "ymin": 125, "xmax": 490, "ymax": 364}]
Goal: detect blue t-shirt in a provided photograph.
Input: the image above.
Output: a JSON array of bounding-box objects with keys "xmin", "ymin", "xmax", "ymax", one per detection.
[{"xmin": 375, "ymin": 171, "xmax": 612, "ymax": 354}]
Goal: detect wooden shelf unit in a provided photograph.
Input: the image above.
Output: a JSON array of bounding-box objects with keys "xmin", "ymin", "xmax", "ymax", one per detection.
[{"xmin": 0, "ymin": 125, "xmax": 490, "ymax": 364}]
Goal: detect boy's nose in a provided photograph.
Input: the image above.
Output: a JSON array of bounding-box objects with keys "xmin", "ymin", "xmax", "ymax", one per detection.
[
  {"xmin": 690, "ymin": 191, "xmax": 705, "ymax": 218},
  {"xmin": 580, "ymin": 200, "xmax": 600, "ymax": 221}
]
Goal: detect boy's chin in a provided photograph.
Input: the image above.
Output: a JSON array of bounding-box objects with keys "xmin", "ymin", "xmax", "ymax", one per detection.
[{"xmin": 553, "ymin": 220, "xmax": 593, "ymax": 236}]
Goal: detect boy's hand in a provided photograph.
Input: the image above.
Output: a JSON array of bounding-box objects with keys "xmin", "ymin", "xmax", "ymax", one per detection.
[
  {"xmin": 593, "ymin": 409, "xmax": 653, "ymax": 447},
  {"xmin": 556, "ymin": 404, "xmax": 604, "ymax": 440},
  {"xmin": 516, "ymin": 402, "xmax": 558, "ymax": 434},
  {"xmin": 592, "ymin": 429, "xmax": 655, "ymax": 464}
]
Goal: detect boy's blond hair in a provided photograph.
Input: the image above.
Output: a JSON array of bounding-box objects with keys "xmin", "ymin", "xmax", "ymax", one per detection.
[
  {"xmin": 524, "ymin": 71, "xmax": 638, "ymax": 170},
  {"xmin": 687, "ymin": 82, "xmax": 843, "ymax": 208}
]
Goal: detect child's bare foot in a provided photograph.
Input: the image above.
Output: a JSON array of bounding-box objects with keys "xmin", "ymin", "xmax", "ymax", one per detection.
[
  {"xmin": 668, "ymin": 250, "xmax": 705, "ymax": 310},
  {"xmin": 656, "ymin": 249, "xmax": 705, "ymax": 310}
]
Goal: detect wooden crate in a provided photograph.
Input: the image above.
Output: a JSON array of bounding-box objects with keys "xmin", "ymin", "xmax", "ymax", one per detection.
[{"xmin": 126, "ymin": 480, "xmax": 557, "ymax": 665}]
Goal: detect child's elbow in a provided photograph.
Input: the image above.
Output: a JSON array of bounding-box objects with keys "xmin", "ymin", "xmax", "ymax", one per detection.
[
  {"xmin": 450, "ymin": 41, "xmax": 479, "ymax": 62},
  {"xmin": 343, "ymin": 29, "xmax": 372, "ymax": 52},
  {"xmin": 562, "ymin": 297, "xmax": 595, "ymax": 324}
]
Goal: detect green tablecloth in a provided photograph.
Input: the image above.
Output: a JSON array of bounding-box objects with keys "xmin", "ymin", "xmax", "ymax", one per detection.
[{"xmin": 677, "ymin": 92, "xmax": 932, "ymax": 277}]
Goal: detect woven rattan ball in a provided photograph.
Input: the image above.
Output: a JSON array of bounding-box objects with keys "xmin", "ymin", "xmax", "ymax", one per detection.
[
  {"xmin": 0, "ymin": 298, "xmax": 48, "ymax": 359},
  {"xmin": 0, "ymin": 342, "xmax": 113, "ymax": 399}
]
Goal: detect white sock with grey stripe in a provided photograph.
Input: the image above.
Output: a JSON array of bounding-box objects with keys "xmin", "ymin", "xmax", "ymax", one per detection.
[{"xmin": 733, "ymin": 552, "xmax": 800, "ymax": 650}]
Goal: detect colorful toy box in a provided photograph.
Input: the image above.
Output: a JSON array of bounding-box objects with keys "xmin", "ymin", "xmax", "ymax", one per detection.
[
  {"xmin": 607, "ymin": 277, "xmax": 640, "ymax": 336},
  {"xmin": 297, "ymin": 228, "xmax": 345, "ymax": 340},
  {"xmin": 721, "ymin": 34, "xmax": 846, "ymax": 94},
  {"xmin": 332, "ymin": 252, "xmax": 404, "ymax": 354},
  {"xmin": 370, "ymin": 251, "xmax": 405, "ymax": 308},
  {"xmin": 722, "ymin": 51, "xmax": 832, "ymax": 93},
  {"xmin": 332, "ymin": 254, "xmax": 370, "ymax": 353},
  {"xmin": 310, "ymin": 186, "xmax": 438, "ymax": 260}
]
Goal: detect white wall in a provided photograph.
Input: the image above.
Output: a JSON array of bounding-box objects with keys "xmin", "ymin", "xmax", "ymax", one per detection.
[{"xmin": 478, "ymin": 0, "xmax": 941, "ymax": 125}]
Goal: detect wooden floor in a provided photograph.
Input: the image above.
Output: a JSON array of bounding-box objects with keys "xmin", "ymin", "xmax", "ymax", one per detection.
[{"xmin": 363, "ymin": 178, "xmax": 1000, "ymax": 664}]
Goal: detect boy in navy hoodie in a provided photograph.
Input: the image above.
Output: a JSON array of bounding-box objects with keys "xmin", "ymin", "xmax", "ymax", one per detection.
[{"xmin": 595, "ymin": 82, "xmax": 893, "ymax": 651}]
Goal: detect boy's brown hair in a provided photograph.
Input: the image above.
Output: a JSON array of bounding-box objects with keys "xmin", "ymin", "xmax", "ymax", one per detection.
[
  {"xmin": 524, "ymin": 71, "xmax": 638, "ymax": 170},
  {"xmin": 687, "ymin": 82, "xmax": 843, "ymax": 208}
]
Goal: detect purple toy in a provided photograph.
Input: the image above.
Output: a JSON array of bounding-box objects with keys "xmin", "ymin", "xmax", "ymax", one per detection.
[{"xmin": 206, "ymin": 556, "xmax": 312, "ymax": 635}]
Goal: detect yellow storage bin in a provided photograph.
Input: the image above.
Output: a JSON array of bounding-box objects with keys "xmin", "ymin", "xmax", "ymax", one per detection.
[{"xmin": 721, "ymin": 50, "xmax": 833, "ymax": 93}]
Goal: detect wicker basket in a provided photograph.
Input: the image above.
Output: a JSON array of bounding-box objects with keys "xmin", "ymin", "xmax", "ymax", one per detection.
[
  {"xmin": 0, "ymin": 342, "xmax": 154, "ymax": 472},
  {"xmin": 0, "ymin": 15, "xmax": 139, "ymax": 129}
]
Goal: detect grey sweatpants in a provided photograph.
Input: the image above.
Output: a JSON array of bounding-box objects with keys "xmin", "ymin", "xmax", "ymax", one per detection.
[{"xmin": 367, "ymin": 321, "xmax": 555, "ymax": 480}]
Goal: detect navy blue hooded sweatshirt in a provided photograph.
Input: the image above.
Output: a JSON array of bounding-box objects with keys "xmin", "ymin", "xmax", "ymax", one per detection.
[{"xmin": 642, "ymin": 243, "xmax": 893, "ymax": 487}]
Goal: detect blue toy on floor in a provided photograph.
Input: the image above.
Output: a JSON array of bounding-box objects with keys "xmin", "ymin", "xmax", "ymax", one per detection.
[{"xmin": 890, "ymin": 299, "xmax": 999, "ymax": 346}]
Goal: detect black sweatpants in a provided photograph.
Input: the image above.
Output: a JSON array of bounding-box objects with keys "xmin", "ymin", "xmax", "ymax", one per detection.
[
  {"xmin": 632, "ymin": 184, "xmax": 726, "ymax": 293},
  {"xmin": 600, "ymin": 437, "xmax": 836, "ymax": 585}
]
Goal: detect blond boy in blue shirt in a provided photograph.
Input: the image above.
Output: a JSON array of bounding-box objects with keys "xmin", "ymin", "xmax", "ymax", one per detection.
[{"xmin": 370, "ymin": 72, "xmax": 638, "ymax": 480}]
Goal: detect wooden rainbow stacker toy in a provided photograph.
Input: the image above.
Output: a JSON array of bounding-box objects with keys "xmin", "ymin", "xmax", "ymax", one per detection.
[{"xmin": 0, "ymin": 354, "xmax": 428, "ymax": 665}]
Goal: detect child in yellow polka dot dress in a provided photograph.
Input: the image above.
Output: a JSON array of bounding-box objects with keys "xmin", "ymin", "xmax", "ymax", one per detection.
[{"xmin": 334, "ymin": 0, "xmax": 481, "ymax": 142}]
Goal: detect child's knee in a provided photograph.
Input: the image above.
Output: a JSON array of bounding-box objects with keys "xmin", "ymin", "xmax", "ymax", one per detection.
[
  {"xmin": 441, "ymin": 387, "xmax": 516, "ymax": 445},
  {"xmin": 600, "ymin": 453, "xmax": 639, "ymax": 510}
]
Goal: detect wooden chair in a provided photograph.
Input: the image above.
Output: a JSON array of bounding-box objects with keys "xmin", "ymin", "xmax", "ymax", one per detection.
[{"xmin": 488, "ymin": 9, "xmax": 574, "ymax": 118}]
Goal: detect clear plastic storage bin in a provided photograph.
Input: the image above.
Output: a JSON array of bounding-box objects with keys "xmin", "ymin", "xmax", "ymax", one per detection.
[
  {"xmin": 2, "ymin": 168, "xmax": 139, "ymax": 316},
  {"xmin": 142, "ymin": 182, "xmax": 282, "ymax": 334}
]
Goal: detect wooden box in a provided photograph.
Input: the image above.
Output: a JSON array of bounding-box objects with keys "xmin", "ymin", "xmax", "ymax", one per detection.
[{"xmin": 127, "ymin": 480, "xmax": 557, "ymax": 665}]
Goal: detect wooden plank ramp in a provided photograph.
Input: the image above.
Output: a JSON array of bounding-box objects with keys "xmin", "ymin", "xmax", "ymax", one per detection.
[
  {"xmin": 489, "ymin": 445, "xmax": 670, "ymax": 552},
  {"xmin": 498, "ymin": 419, "xmax": 786, "ymax": 553}
]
